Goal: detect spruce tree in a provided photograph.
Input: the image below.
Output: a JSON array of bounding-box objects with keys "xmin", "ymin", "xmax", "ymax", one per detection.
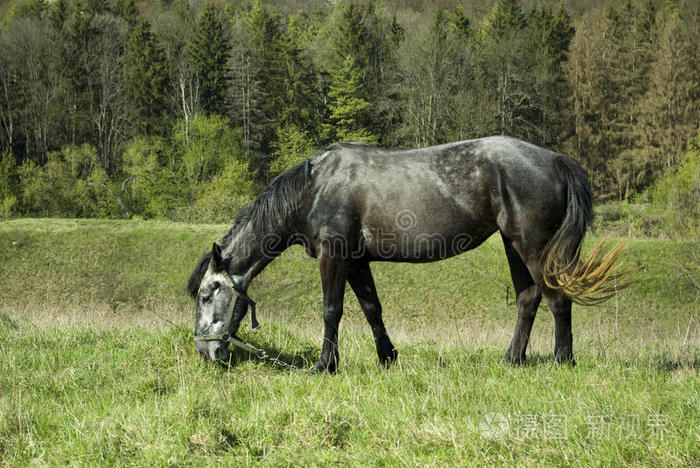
[
  {"xmin": 115, "ymin": 0, "xmax": 139, "ymax": 28},
  {"xmin": 279, "ymin": 16, "xmax": 323, "ymax": 140},
  {"xmin": 325, "ymin": 55, "xmax": 378, "ymax": 144},
  {"xmin": 188, "ymin": 4, "xmax": 229, "ymax": 116},
  {"xmin": 638, "ymin": 9, "xmax": 699, "ymax": 174},
  {"xmin": 479, "ymin": 0, "xmax": 525, "ymax": 42},
  {"xmin": 325, "ymin": 2, "xmax": 400, "ymax": 145},
  {"xmin": 124, "ymin": 20, "xmax": 170, "ymax": 135}
]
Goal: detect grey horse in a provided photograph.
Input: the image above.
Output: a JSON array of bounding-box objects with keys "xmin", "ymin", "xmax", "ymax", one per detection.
[{"xmin": 188, "ymin": 136, "xmax": 630, "ymax": 372}]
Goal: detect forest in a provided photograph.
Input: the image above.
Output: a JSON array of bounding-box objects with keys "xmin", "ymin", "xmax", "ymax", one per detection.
[{"xmin": 0, "ymin": 0, "xmax": 698, "ymax": 223}]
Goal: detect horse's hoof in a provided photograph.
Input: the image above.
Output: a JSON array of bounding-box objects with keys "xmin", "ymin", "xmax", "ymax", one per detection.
[
  {"xmin": 310, "ymin": 360, "xmax": 337, "ymax": 374},
  {"xmin": 378, "ymin": 349, "xmax": 398, "ymax": 368},
  {"xmin": 376, "ymin": 336, "xmax": 398, "ymax": 368},
  {"xmin": 504, "ymin": 352, "xmax": 526, "ymax": 366},
  {"xmin": 554, "ymin": 354, "xmax": 577, "ymax": 366}
]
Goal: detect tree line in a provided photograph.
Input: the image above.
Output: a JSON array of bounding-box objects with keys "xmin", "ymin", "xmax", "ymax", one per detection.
[{"xmin": 0, "ymin": 0, "xmax": 697, "ymax": 221}]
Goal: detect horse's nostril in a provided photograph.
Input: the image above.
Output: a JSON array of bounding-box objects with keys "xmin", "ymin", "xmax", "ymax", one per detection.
[{"xmin": 215, "ymin": 345, "xmax": 229, "ymax": 361}]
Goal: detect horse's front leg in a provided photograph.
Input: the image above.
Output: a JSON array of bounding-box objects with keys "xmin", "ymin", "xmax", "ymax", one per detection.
[{"xmin": 312, "ymin": 251, "xmax": 348, "ymax": 374}]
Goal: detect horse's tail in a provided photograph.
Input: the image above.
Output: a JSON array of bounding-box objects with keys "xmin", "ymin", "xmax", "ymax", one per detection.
[{"xmin": 541, "ymin": 156, "xmax": 635, "ymax": 305}]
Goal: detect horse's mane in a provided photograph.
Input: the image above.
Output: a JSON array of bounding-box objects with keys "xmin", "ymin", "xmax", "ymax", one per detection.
[
  {"xmin": 188, "ymin": 158, "xmax": 314, "ymax": 298},
  {"xmin": 188, "ymin": 144, "xmax": 364, "ymax": 298},
  {"xmin": 222, "ymin": 158, "xmax": 313, "ymax": 243},
  {"xmin": 221, "ymin": 143, "xmax": 375, "ymax": 244},
  {"xmin": 187, "ymin": 252, "xmax": 212, "ymax": 298}
]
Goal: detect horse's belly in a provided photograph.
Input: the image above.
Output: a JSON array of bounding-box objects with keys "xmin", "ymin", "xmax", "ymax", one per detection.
[{"xmin": 360, "ymin": 212, "xmax": 496, "ymax": 262}]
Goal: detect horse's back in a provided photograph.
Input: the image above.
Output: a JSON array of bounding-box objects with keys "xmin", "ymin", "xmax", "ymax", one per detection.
[{"xmin": 307, "ymin": 137, "xmax": 582, "ymax": 262}]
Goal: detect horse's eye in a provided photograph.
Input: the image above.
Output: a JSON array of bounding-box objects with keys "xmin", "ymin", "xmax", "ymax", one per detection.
[
  {"xmin": 212, "ymin": 281, "xmax": 220, "ymax": 290},
  {"xmin": 201, "ymin": 294, "xmax": 212, "ymax": 304}
]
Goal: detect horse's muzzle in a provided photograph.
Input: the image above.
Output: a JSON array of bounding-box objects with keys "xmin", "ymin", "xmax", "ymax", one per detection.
[{"xmin": 196, "ymin": 340, "xmax": 229, "ymax": 361}]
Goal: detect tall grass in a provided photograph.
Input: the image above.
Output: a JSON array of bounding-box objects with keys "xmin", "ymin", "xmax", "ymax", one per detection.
[{"xmin": 0, "ymin": 219, "xmax": 698, "ymax": 466}]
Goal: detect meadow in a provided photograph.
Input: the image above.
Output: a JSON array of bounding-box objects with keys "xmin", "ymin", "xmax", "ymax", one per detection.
[{"xmin": 0, "ymin": 218, "xmax": 698, "ymax": 466}]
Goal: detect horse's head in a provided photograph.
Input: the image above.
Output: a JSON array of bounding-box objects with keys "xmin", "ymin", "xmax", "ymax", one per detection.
[{"xmin": 187, "ymin": 243, "xmax": 250, "ymax": 362}]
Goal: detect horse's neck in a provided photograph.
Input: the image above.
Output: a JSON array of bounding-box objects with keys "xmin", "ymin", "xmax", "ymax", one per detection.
[{"xmin": 223, "ymin": 221, "xmax": 286, "ymax": 286}]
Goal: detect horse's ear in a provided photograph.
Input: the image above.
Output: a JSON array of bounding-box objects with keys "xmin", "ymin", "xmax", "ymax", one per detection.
[{"xmin": 211, "ymin": 242, "xmax": 224, "ymax": 271}]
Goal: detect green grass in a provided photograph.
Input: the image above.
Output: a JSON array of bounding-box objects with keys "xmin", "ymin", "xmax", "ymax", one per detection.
[{"xmin": 1, "ymin": 218, "xmax": 698, "ymax": 466}]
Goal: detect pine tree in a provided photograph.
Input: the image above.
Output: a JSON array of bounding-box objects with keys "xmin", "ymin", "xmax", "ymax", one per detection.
[
  {"xmin": 479, "ymin": 0, "xmax": 525, "ymax": 42},
  {"xmin": 476, "ymin": 0, "xmax": 532, "ymax": 139},
  {"xmin": 566, "ymin": 8, "xmax": 618, "ymax": 197},
  {"xmin": 228, "ymin": 2, "xmax": 283, "ymax": 175},
  {"xmin": 124, "ymin": 20, "xmax": 170, "ymax": 135},
  {"xmin": 523, "ymin": 4, "xmax": 575, "ymax": 146},
  {"xmin": 188, "ymin": 4, "xmax": 229, "ymax": 116},
  {"xmin": 230, "ymin": 3, "xmax": 322, "ymax": 179},
  {"xmin": 324, "ymin": 2, "xmax": 400, "ymax": 145},
  {"xmin": 325, "ymin": 55, "xmax": 378, "ymax": 144},
  {"xmin": 331, "ymin": 3, "xmax": 371, "ymax": 74},
  {"xmin": 398, "ymin": 9, "xmax": 470, "ymax": 146},
  {"xmin": 279, "ymin": 16, "xmax": 323, "ymax": 140},
  {"xmin": 449, "ymin": 4, "xmax": 472, "ymax": 39},
  {"xmin": 638, "ymin": 9, "xmax": 699, "ymax": 175},
  {"xmin": 246, "ymin": 2, "xmax": 284, "ymax": 151},
  {"xmin": 48, "ymin": 0, "xmax": 69, "ymax": 30},
  {"xmin": 115, "ymin": 0, "xmax": 139, "ymax": 28},
  {"xmin": 605, "ymin": 0, "xmax": 657, "ymax": 198}
]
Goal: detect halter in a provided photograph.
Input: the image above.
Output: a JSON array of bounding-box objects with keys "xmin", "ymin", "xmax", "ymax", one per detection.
[
  {"xmin": 192, "ymin": 270, "xmax": 303, "ymax": 371},
  {"xmin": 194, "ymin": 273, "xmax": 259, "ymax": 343}
]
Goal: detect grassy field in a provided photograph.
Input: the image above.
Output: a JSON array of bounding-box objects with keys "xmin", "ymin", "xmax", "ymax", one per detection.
[{"xmin": 0, "ymin": 218, "xmax": 698, "ymax": 466}]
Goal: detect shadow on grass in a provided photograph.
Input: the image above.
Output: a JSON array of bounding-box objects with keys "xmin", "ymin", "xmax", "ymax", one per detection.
[
  {"xmin": 636, "ymin": 355, "xmax": 700, "ymax": 372},
  {"xmin": 519, "ymin": 353, "xmax": 562, "ymax": 367},
  {"xmin": 500, "ymin": 352, "xmax": 573, "ymax": 368},
  {"xmin": 215, "ymin": 338, "xmax": 319, "ymax": 373}
]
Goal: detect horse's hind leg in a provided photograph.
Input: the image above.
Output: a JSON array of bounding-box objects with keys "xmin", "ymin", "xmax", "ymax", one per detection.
[
  {"xmin": 502, "ymin": 234, "xmax": 542, "ymax": 364},
  {"xmin": 348, "ymin": 262, "xmax": 398, "ymax": 367},
  {"xmin": 543, "ymin": 290, "xmax": 575, "ymax": 364}
]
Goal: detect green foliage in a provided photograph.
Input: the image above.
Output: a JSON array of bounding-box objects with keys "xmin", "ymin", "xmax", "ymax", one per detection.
[
  {"xmin": 228, "ymin": 2, "xmax": 322, "ymax": 179},
  {"xmin": 0, "ymin": 148, "xmax": 17, "ymax": 218},
  {"xmin": 637, "ymin": 8, "xmax": 699, "ymax": 181},
  {"xmin": 278, "ymin": 16, "xmax": 324, "ymax": 139},
  {"xmin": 479, "ymin": 0, "xmax": 525, "ymax": 42},
  {"xmin": 121, "ymin": 135, "xmax": 179, "ymax": 218},
  {"xmin": 124, "ymin": 20, "xmax": 170, "ymax": 135},
  {"xmin": 321, "ymin": 1, "xmax": 401, "ymax": 145},
  {"xmin": 173, "ymin": 113, "xmax": 244, "ymax": 188},
  {"xmin": 650, "ymin": 131, "xmax": 700, "ymax": 235},
  {"xmin": 268, "ymin": 124, "xmax": 313, "ymax": 179},
  {"xmin": 472, "ymin": 0, "xmax": 575, "ymax": 145},
  {"xmin": 17, "ymin": 144, "xmax": 120, "ymax": 218},
  {"xmin": 121, "ymin": 114, "xmax": 254, "ymax": 220},
  {"xmin": 325, "ymin": 55, "xmax": 378, "ymax": 144},
  {"xmin": 188, "ymin": 3, "xmax": 229, "ymax": 115},
  {"xmin": 567, "ymin": 0, "xmax": 674, "ymax": 200},
  {"xmin": 397, "ymin": 8, "xmax": 474, "ymax": 146},
  {"xmin": 0, "ymin": 194, "xmax": 16, "ymax": 219},
  {"xmin": 0, "ymin": 148, "xmax": 17, "ymax": 198},
  {"xmin": 228, "ymin": 2, "xmax": 285, "ymax": 162},
  {"xmin": 17, "ymin": 0, "xmax": 47, "ymax": 20},
  {"xmin": 0, "ymin": 0, "xmax": 698, "ymax": 216},
  {"xmin": 190, "ymin": 158, "xmax": 257, "ymax": 223},
  {"xmin": 114, "ymin": 0, "xmax": 139, "ymax": 27},
  {"xmin": 448, "ymin": 3, "xmax": 472, "ymax": 38}
]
